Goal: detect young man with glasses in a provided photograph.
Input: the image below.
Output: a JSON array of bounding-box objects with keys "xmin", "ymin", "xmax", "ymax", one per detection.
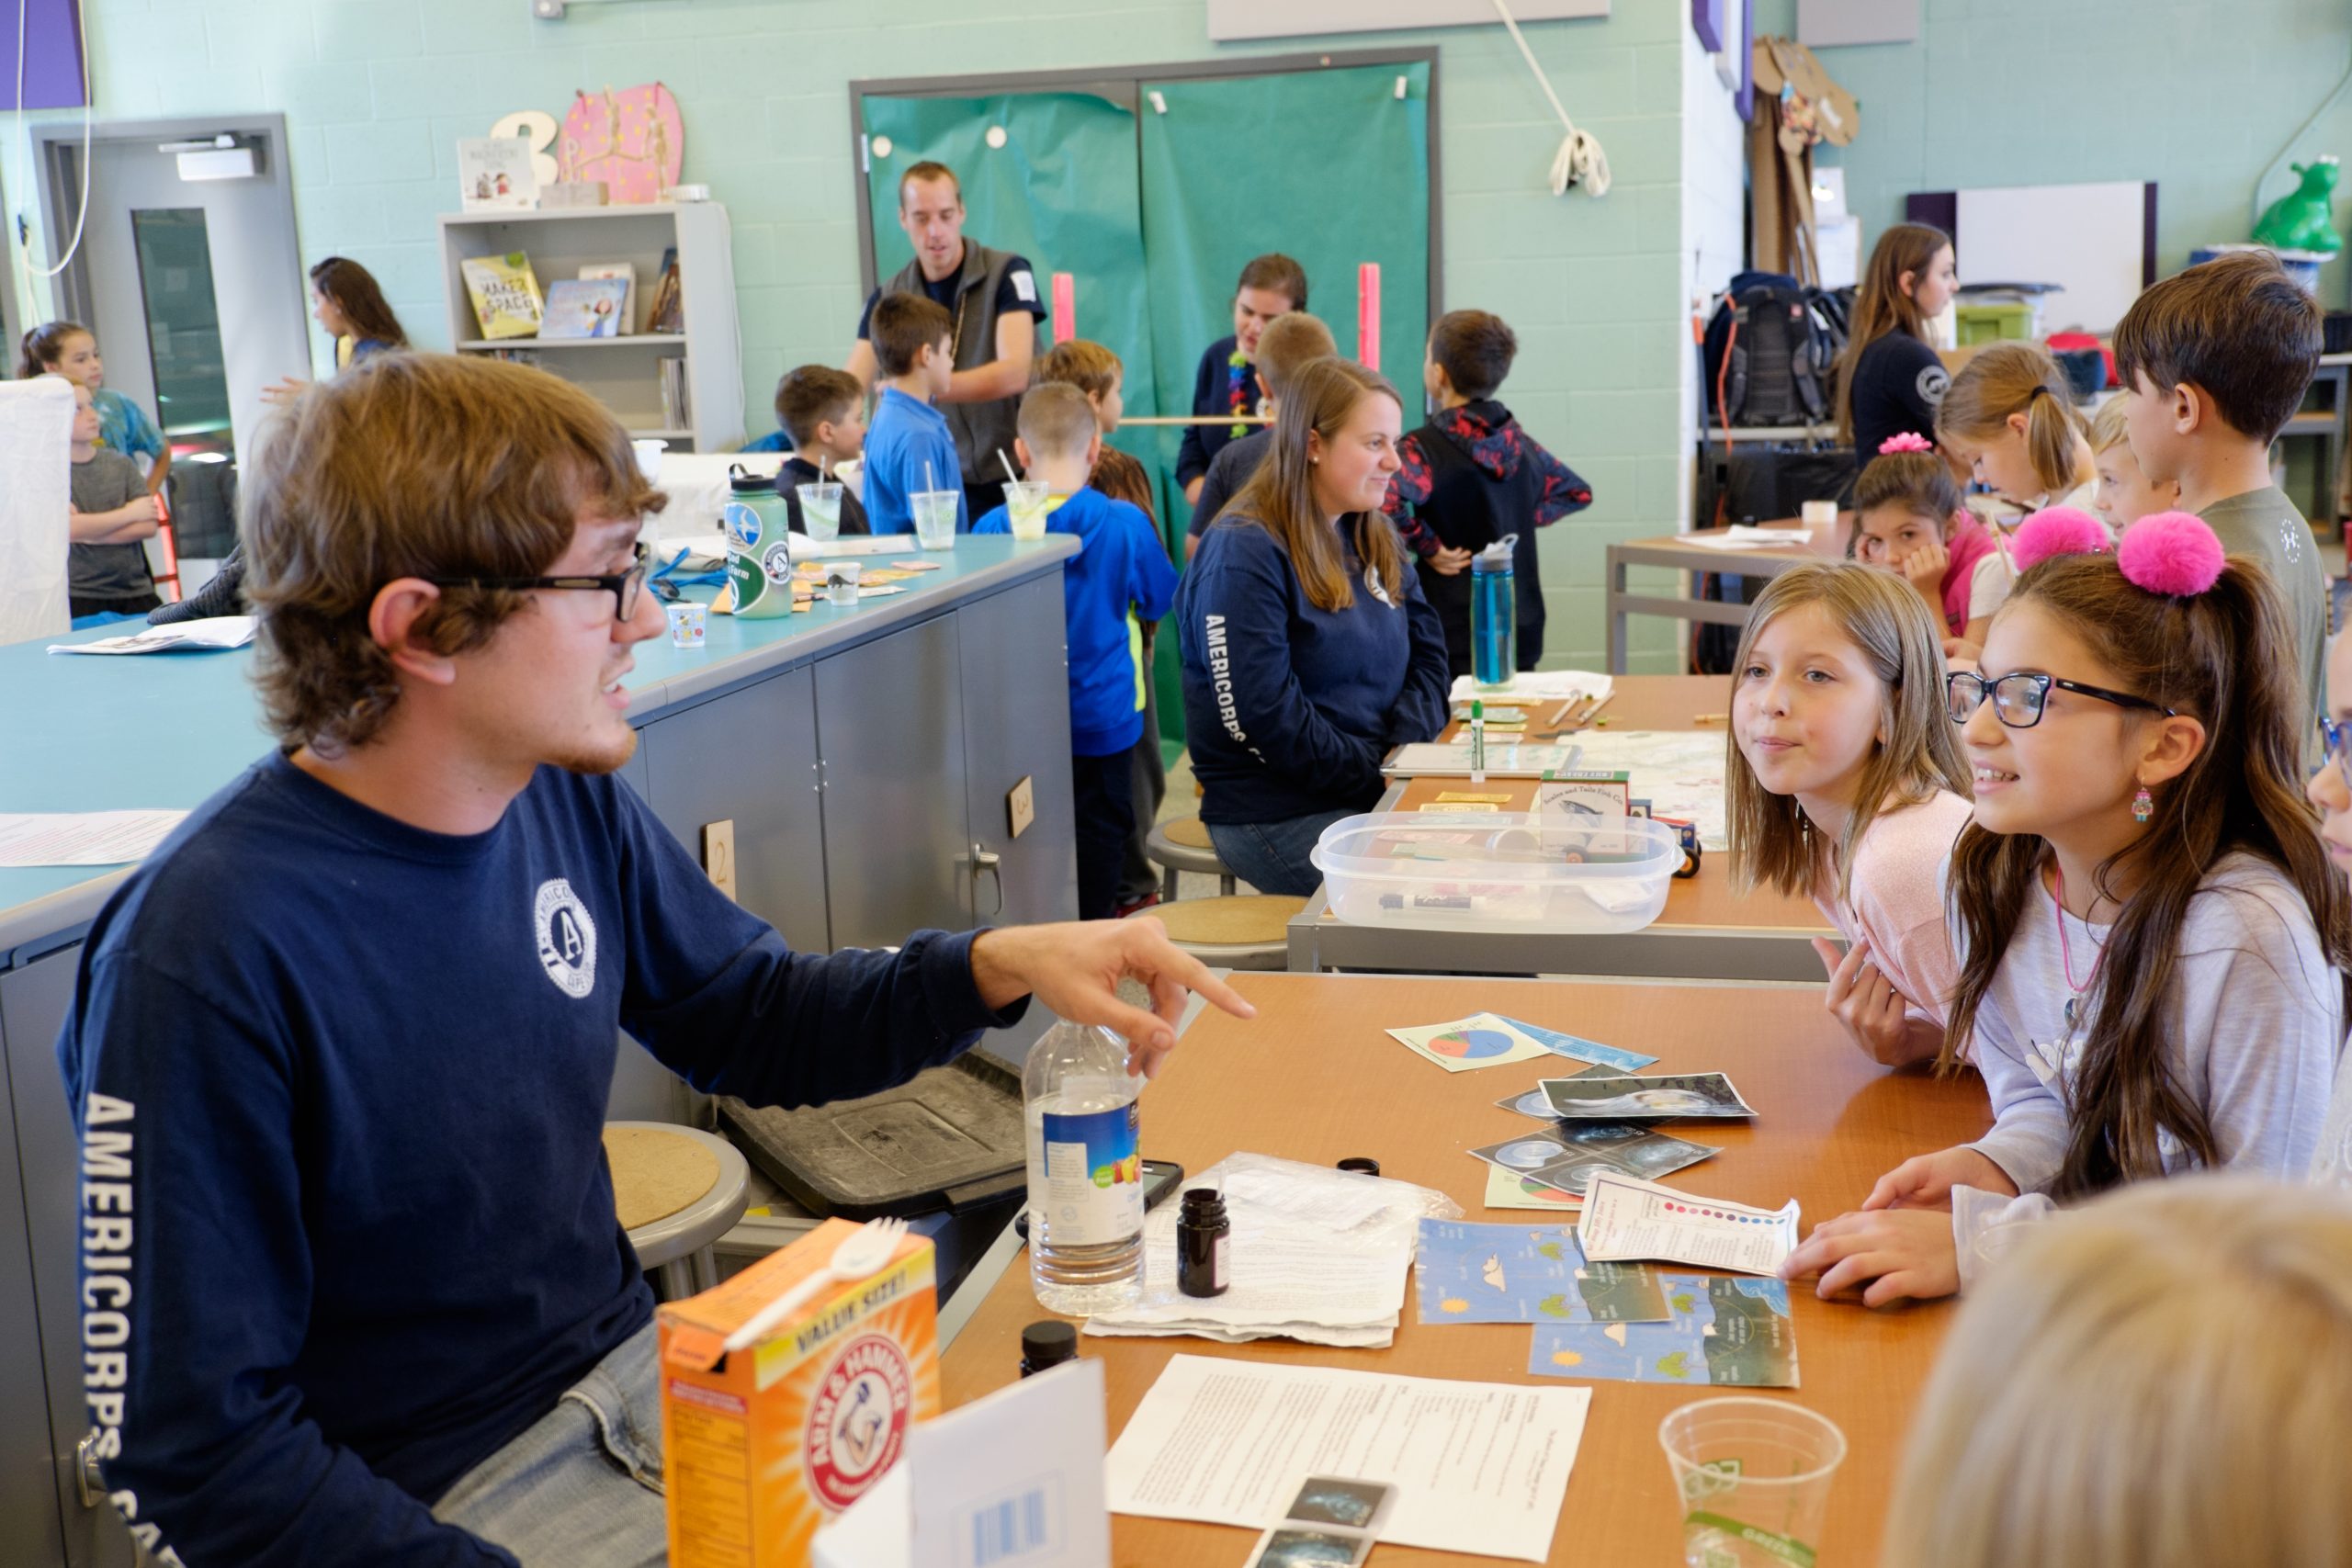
[{"xmin": 55, "ymin": 354, "xmax": 1249, "ymax": 1567}]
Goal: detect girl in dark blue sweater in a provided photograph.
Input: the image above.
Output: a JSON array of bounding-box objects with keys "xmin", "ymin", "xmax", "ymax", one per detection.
[
  {"xmin": 1177, "ymin": 357, "xmax": 1450, "ymax": 895},
  {"xmin": 1176, "ymin": 254, "xmax": 1308, "ymax": 506}
]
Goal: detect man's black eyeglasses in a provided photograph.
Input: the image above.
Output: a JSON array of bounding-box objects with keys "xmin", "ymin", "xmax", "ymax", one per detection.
[
  {"xmin": 424, "ymin": 543, "xmax": 650, "ymax": 623},
  {"xmin": 1946, "ymin": 669, "xmax": 2176, "ymax": 729}
]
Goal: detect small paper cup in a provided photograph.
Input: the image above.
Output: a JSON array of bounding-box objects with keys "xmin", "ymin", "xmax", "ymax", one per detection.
[
  {"xmin": 664, "ymin": 600, "xmax": 705, "ymax": 648},
  {"xmin": 826, "ymin": 561, "xmax": 862, "ymax": 607}
]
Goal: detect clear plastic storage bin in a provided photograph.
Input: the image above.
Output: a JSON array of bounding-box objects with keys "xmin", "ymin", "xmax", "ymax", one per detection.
[{"xmin": 1311, "ymin": 812, "xmax": 1681, "ymax": 935}]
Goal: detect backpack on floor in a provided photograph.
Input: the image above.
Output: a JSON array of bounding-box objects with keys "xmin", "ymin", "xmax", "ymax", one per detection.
[{"xmin": 1702, "ymin": 271, "xmax": 1846, "ymax": 427}]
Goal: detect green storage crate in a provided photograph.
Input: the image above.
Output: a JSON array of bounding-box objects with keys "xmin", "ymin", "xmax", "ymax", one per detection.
[{"xmin": 1955, "ymin": 302, "xmax": 2035, "ymax": 345}]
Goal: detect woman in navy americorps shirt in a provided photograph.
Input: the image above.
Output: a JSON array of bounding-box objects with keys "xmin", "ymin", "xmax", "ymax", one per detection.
[{"xmin": 1177, "ymin": 356, "xmax": 1450, "ymax": 897}]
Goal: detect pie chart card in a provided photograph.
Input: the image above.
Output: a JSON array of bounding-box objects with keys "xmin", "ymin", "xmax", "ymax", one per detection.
[{"xmin": 1386, "ymin": 1011, "xmax": 1552, "ymax": 1074}]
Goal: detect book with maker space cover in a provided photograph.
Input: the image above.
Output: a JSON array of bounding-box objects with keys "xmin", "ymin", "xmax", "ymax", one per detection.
[
  {"xmin": 540, "ymin": 277, "xmax": 630, "ymax": 339},
  {"xmin": 460, "ymin": 252, "xmax": 544, "ymax": 340}
]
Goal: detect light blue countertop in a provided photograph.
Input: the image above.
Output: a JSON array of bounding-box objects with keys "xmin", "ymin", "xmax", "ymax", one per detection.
[{"xmin": 0, "ymin": 536, "xmax": 1076, "ymax": 961}]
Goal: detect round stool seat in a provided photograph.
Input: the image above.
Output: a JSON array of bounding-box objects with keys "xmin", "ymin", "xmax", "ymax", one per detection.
[
  {"xmin": 1151, "ymin": 894, "xmax": 1305, "ymax": 970},
  {"xmin": 1146, "ymin": 816, "xmax": 1238, "ymax": 900},
  {"xmin": 1164, "ymin": 816, "xmax": 1214, "ymax": 850},
  {"xmin": 605, "ymin": 1122, "xmax": 750, "ymax": 1273}
]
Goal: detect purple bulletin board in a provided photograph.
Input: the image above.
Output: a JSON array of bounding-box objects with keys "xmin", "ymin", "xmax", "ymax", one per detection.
[{"xmin": 0, "ymin": 0, "xmax": 89, "ymax": 110}]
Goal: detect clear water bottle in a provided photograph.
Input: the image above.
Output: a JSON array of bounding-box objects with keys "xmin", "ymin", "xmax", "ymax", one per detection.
[
  {"xmin": 1473, "ymin": 535, "xmax": 1519, "ymax": 692},
  {"xmin": 1023, "ymin": 1016, "xmax": 1145, "ymax": 1314}
]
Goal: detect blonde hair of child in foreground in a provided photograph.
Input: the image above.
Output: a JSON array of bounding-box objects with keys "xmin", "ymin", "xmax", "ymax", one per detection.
[{"xmin": 1889, "ymin": 1173, "xmax": 2352, "ymax": 1568}]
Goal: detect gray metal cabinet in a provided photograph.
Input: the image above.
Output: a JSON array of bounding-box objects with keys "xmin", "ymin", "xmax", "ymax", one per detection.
[
  {"xmin": 955, "ymin": 573, "xmax": 1078, "ymax": 930},
  {"xmin": 0, "ymin": 947, "xmax": 132, "ymax": 1568},
  {"xmin": 811, "ymin": 613, "xmax": 973, "ymax": 950},
  {"xmin": 638, "ymin": 665, "xmax": 828, "ymax": 954}
]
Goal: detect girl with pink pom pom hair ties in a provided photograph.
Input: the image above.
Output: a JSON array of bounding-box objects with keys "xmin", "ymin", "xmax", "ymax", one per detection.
[
  {"xmin": 1851, "ymin": 434, "xmax": 2011, "ymax": 657},
  {"xmin": 1782, "ymin": 513, "xmax": 2352, "ymax": 1305}
]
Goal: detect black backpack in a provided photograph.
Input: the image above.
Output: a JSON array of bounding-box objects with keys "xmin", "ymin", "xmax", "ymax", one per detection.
[{"xmin": 1702, "ymin": 271, "xmax": 1846, "ymax": 427}]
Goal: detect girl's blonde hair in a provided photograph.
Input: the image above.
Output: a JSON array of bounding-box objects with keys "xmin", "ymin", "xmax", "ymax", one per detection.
[
  {"xmin": 1888, "ymin": 1175, "xmax": 2352, "ymax": 1568},
  {"xmin": 1936, "ymin": 342, "xmax": 2091, "ymax": 497},
  {"xmin": 1225, "ymin": 356, "xmax": 1408, "ymax": 613},
  {"xmin": 1725, "ymin": 563, "xmax": 1969, "ymax": 901},
  {"xmin": 2086, "ymin": 393, "xmax": 2132, "ymax": 455}
]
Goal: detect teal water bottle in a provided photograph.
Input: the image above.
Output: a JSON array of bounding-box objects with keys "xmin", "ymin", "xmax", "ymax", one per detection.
[{"xmin": 1472, "ymin": 535, "xmax": 1518, "ymax": 691}]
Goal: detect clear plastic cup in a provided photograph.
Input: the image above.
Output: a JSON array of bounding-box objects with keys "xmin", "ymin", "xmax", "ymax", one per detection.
[
  {"xmin": 826, "ymin": 561, "xmax": 861, "ymax": 607},
  {"xmin": 797, "ymin": 481, "xmax": 843, "ymax": 542},
  {"xmin": 1659, "ymin": 1398, "xmax": 1847, "ymax": 1568},
  {"xmin": 911, "ymin": 489, "xmax": 959, "ymax": 550},
  {"xmin": 1001, "ymin": 479, "xmax": 1052, "ymax": 542}
]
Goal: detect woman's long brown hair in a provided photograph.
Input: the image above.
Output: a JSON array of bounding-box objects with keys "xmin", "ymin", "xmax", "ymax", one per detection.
[
  {"xmin": 1940, "ymin": 553, "xmax": 2352, "ymax": 1197},
  {"xmin": 1224, "ymin": 356, "xmax": 1408, "ymax": 613},
  {"xmin": 311, "ymin": 255, "xmax": 408, "ymax": 349},
  {"xmin": 1835, "ymin": 221, "xmax": 1951, "ymax": 444}
]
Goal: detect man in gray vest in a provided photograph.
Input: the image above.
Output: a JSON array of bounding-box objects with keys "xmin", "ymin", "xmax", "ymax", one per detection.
[{"xmin": 847, "ymin": 161, "xmax": 1044, "ymax": 525}]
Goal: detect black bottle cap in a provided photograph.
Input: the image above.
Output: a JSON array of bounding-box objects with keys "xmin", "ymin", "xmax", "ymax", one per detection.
[
  {"xmin": 1021, "ymin": 1320, "xmax": 1079, "ymax": 1370},
  {"xmin": 1336, "ymin": 1157, "xmax": 1382, "ymax": 1177},
  {"xmin": 728, "ymin": 463, "xmax": 777, "ymax": 493}
]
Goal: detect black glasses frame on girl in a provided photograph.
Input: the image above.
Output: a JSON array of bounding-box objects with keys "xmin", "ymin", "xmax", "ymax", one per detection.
[
  {"xmin": 2319, "ymin": 716, "xmax": 2352, "ymax": 791},
  {"xmin": 1946, "ymin": 669, "xmax": 2177, "ymax": 729},
  {"xmin": 423, "ymin": 543, "xmax": 651, "ymax": 623}
]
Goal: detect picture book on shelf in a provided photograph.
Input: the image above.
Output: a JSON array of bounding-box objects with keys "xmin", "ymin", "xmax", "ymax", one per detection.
[
  {"xmin": 646, "ymin": 246, "xmax": 684, "ymax": 334},
  {"xmin": 456, "ymin": 137, "xmax": 539, "ymax": 212},
  {"xmin": 461, "ymin": 252, "xmax": 545, "ymax": 340},
  {"xmin": 575, "ymin": 262, "xmax": 637, "ymax": 332},
  {"xmin": 541, "ymin": 277, "xmax": 630, "ymax": 339}
]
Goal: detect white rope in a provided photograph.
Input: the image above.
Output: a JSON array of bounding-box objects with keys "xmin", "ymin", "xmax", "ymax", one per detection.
[
  {"xmin": 13, "ymin": 0, "xmax": 95, "ymax": 283},
  {"xmin": 1490, "ymin": 0, "xmax": 1611, "ymax": 198}
]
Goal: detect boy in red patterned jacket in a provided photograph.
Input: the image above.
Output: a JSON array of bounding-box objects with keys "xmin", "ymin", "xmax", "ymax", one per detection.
[{"xmin": 1382, "ymin": 310, "xmax": 1592, "ymax": 678}]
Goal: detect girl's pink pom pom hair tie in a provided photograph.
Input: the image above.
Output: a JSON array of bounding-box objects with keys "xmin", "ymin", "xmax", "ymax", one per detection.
[
  {"xmin": 2117, "ymin": 512, "xmax": 2226, "ymax": 596},
  {"xmin": 2009, "ymin": 506, "xmax": 2110, "ymax": 572},
  {"xmin": 1877, "ymin": 432, "xmax": 1935, "ymax": 455}
]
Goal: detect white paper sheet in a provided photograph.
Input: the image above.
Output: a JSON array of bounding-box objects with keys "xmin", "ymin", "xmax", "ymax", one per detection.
[
  {"xmin": 1577, "ymin": 1172, "xmax": 1799, "ymax": 1276},
  {"xmin": 0, "ymin": 377, "xmax": 73, "ymax": 645},
  {"xmin": 1680, "ymin": 525, "xmax": 1816, "ymax": 550},
  {"xmin": 1383, "ymin": 741, "xmax": 1586, "ymax": 778},
  {"xmin": 1557, "ymin": 730, "xmax": 1731, "ymax": 852},
  {"xmin": 1447, "ymin": 670, "xmax": 1612, "ymax": 706},
  {"xmin": 0, "ymin": 811, "xmax": 188, "ymax": 867},
  {"xmin": 1106, "ymin": 1355, "xmax": 1589, "ymax": 1562},
  {"xmin": 49, "ymin": 616, "xmax": 255, "ymax": 655}
]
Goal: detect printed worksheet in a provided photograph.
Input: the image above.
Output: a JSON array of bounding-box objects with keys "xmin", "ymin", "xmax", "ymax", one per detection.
[{"xmin": 1577, "ymin": 1172, "xmax": 1799, "ymax": 1276}]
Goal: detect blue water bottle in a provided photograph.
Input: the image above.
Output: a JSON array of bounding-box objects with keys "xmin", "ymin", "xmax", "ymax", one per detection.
[{"xmin": 1472, "ymin": 535, "xmax": 1518, "ymax": 692}]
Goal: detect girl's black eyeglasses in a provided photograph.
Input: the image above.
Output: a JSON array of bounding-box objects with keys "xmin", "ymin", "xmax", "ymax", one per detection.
[{"xmin": 1946, "ymin": 669, "xmax": 2176, "ymax": 728}]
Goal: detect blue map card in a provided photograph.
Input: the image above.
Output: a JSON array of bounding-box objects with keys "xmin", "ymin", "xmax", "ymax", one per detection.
[
  {"xmin": 1528, "ymin": 1273, "xmax": 1799, "ymax": 1387},
  {"xmin": 1414, "ymin": 1219, "xmax": 1669, "ymax": 1325}
]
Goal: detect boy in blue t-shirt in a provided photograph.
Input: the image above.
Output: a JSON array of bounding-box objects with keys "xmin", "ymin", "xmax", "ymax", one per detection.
[
  {"xmin": 975, "ymin": 383, "xmax": 1178, "ymax": 919},
  {"xmin": 859, "ymin": 292, "xmax": 963, "ymax": 535}
]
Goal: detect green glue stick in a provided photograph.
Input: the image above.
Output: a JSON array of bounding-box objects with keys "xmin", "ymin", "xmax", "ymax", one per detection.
[{"xmin": 1470, "ymin": 699, "xmax": 1487, "ymax": 784}]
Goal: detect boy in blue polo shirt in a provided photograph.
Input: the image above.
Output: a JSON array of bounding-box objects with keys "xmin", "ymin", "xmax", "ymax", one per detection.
[
  {"xmin": 975, "ymin": 383, "xmax": 1178, "ymax": 919},
  {"xmin": 860, "ymin": 293, "xmax": 963, "ymax": 534}
]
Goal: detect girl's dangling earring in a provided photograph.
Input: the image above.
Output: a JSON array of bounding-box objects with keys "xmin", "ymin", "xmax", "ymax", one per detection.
[{"xmin": 2132, "ymin": 785, "xmax": 2154, "ymax": 824}]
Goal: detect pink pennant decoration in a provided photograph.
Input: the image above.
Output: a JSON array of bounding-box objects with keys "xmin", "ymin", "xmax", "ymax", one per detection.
[
  {"xmin": 1051, "ymin": 272, "xmax": 1075, "ymax": 344},
  {"xmin": 1357, "ymin": 262, "xmax": 1381, "ymax": 371}
]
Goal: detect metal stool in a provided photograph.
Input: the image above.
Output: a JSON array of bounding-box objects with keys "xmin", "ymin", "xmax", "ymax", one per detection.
[
  {"xmin": 1151, "ymin": 894, "xmax": 1305, "ymax": 971},
  {"xmin": 1146, "ymin": 815, "xmax": 1237, "ymax": 901},
  {"xmin": 605, "ymin": 1121, "xmax": 751, "ymax": 1301}
]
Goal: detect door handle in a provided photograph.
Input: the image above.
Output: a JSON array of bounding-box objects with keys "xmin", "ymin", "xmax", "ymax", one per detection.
[
  {"xmin": 75, "ymin": 1429, "xmax": 103, "ymax": 1508},
  {"xmin": 968, "ymin": 842, "xmax": 1004, "ymax": 919}
]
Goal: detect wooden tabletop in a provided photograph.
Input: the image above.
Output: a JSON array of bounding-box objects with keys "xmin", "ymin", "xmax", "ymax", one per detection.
[
  {"xmin": 942, "ymin": 973, "xmax": 1992, "ymax": 1567},
  {"xmin": 1435, "ymin": 673, "xmax": 1731, "ymax": 740},
  {"xmin": 1611, "ymin": 518, "xmax": 1853, "ymax": 570}
]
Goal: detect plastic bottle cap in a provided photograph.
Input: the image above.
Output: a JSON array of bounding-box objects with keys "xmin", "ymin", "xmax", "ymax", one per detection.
[
  {"xmin": 1021, "ymin": 1320, "xmax": 1079, "ymax": 1367},
  {"xmin": 1336, "ymin": 1156, "xmax": 1382, "ymax": 1177}
]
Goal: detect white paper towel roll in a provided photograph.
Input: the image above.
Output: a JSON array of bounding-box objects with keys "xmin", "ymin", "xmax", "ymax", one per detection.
[{"xmin": 0, "ymin": 377, "xmax": 74, "ymax": 646}]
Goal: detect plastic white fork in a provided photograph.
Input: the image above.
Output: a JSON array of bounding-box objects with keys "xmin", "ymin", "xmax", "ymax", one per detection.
[{"xmin": 721, "ymin": 1216, "xmax": 909, "ymax": 1353}]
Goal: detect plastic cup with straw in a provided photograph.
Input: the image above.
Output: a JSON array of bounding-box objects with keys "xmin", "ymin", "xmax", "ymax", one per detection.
[{"xmin": 999, "ymin": 447, "xmax": 1049, "ymax": 541}]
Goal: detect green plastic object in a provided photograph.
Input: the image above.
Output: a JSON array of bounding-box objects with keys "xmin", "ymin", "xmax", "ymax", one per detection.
[
  {"xmin": 2253, "ymin": 157, "xmax": 2343, "ymax": 255},
  {"xmin": 1954, "ymin": 302, "xmax": 2034, "ymax": 345}
]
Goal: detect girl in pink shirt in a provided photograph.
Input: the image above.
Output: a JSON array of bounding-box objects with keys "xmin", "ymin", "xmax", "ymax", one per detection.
[{"xmin": 1727, "ymin": 561, "xmax": 1973, "ymax": 1067}]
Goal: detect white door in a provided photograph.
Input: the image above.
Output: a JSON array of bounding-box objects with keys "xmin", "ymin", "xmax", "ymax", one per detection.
[{"xmin": 40, "ymin": 118, "xmax": 309, "ymax": 468}]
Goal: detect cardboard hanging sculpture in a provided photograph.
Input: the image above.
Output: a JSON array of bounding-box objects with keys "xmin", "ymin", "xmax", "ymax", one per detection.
[
  {"xmin": 560, "ymin": 83, "xmax": 684, "ymax": 204},
  {"xmin": 1747, "ymin": 38, "xmax": 1860, "ymax": 286}
]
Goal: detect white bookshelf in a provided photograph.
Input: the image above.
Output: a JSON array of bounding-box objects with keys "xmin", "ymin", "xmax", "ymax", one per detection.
[{"xmin": 436, "ymin": 201, "xmax": 744, "ymax": 453}]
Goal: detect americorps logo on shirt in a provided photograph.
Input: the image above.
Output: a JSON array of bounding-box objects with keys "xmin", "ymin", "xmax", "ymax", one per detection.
[
  {"xmin": 1917, "ymin": 366, "xmax": 1951, "ymax": 405},
  {"xmin": 533, "ymin": 878, "xmax": 598, "ymax": 998},
  {"xmin": 1363, "ymin": 564, "xmax": 1396, "ymax": 608}
]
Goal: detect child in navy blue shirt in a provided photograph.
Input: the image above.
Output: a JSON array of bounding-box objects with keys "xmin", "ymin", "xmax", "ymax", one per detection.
[
  {"xmin": 1176, "ymin": 254, "xmax": 1308, "ymax": 507},
  {"xmin": 773, "ymin": 365, "xmax": 871, "ymax": 536},
  {"xmin": 860, "ymin": 293, "xmax": 963, "ymax": 535},
  {"xmin": 976, "ymin": 384, "xmax": 1179, "ymax": 919},
  {"xmin": 1382, "ymin": 310, "xmax": 1592, "ymax": 680}
]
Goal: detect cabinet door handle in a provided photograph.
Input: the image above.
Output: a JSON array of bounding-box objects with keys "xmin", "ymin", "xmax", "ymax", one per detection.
[
  {"xmin": 75, "ymin": 1429, "xmax": 102, "ymax": 1508},
  {"xmin": 969, "ymin": 843, "xmax": 1004, "ymax": 919}
]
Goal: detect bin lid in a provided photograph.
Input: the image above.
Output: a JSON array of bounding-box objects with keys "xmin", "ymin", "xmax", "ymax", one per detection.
[{"xmin": 718, "ymin": 1051, "xmax": 1025, "ymax": 1221}]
